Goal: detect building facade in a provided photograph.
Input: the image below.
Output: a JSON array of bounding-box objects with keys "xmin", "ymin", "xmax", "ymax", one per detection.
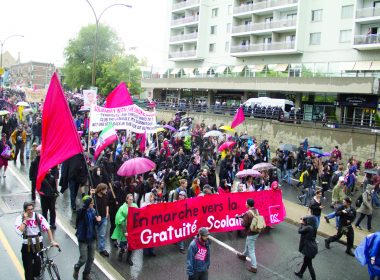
[
  {"xmin": 142, "ymin": 0, "xmax": 380, "ymax": 126},
  {"xmin": 8, "ymin": 61, "xmax": 56, "ymax": 90}
]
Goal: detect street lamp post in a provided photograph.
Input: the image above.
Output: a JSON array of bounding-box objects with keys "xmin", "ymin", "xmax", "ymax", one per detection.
[
  {"xmin": 0, "ymin": 34, "xmax": 24, "ymax": 90},
  {"xmin": 85, "ymin": 0, "xmax": 132, "ymax": 87}
]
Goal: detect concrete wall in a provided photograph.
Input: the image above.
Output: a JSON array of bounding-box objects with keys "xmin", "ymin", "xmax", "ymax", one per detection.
[{"xmin": 156, "ymin": 110, "xmax": 380, "ymax": 163}]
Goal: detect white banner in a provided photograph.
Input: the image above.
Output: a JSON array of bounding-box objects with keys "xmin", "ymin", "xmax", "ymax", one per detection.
[
  {"xmin": 83, "ymin": 89, "xmax": 97, "ymax": 109},
  {"xmin": 90, "ymin": 104, "xmax": 156, "ymax": 133}
]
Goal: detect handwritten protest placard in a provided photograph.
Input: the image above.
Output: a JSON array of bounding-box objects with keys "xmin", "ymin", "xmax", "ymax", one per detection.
[
  {"xmin": 89, "ymin": 104, "xmax": 156, "ymax": 133},
  {"xmin": 127, "ymin": 190, "xmax": 286, "ymax": 250}
]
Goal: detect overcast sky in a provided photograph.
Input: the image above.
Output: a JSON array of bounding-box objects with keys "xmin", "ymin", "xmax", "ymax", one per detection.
[{"xmin": 0, "ymin": 0, "xmax": 168, "ymax": 68}]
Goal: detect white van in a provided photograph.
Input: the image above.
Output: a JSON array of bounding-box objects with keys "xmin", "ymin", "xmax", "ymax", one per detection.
[{"xmin": 243, "ymin": 97, "xmax": 294, "ymax": 117}]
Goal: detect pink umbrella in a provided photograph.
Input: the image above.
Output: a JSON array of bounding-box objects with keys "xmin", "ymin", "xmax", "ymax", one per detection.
[
  {"xmin": 236, "ymin": 169, "xmax": 261, "ymax": 178},
  {"xmin": 117, "ymin": 157, "xmax": 156, "ymax": 177},
  {"xmin": 218, "ymin": 141, "xmax": 236, "ymax": 152}
]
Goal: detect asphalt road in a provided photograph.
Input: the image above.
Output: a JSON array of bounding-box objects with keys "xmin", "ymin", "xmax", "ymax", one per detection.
[{"xmin": 0, "ymin": 160, "xmax": 370, "ymax": 280}]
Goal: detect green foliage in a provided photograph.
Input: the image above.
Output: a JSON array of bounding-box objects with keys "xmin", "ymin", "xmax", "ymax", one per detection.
[
  {"xmin": 62, "ymin": 24, "xmax": 123, "ymax": 90},
  {"xmin": 96, "ymin": 55, "xmax": 142, "ymax": 96}
]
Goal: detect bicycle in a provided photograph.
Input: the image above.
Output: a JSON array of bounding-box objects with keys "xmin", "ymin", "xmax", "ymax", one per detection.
[{"xmin": 37, "ymin": 245, "xmax": 62, "ymax": 280}]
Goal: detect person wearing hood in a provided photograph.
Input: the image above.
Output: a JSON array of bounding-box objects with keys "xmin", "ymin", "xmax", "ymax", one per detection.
[
  {"xmin": 355, "ymin": 232, "xmax": 380, "ymax": 280},
  {"xmin": 355, "ymin": 184, "xmax": 374, "ymax": 231},
  {"xmin": 73, "ymin": 195, "xmax": 101, "ymax": 280},
  {"xmin": 294, "ymin": 216, "xmax": 318, "ymax": 280}
]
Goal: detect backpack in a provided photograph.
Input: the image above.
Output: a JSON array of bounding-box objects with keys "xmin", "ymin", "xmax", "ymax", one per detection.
[
  {"xmin": 1, "ymin": 145, "xmax": 12, "ymax": 159},
  {"xmin": 331, "ymin": 172, "xmax": 340, "ymax": 186},
  {"xmin": 249, "ymin": 209, "xmax": 266, "ymax": 233},
  {"xmin": 355, "ymin": 195, "xmax": 363, "ymax": 208},
  {"xmin": 299, "ymin": 170, "xmax": 308, "ymax": 184}
]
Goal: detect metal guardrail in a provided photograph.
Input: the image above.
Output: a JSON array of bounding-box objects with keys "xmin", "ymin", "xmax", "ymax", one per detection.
[
  {"xmin": 230, "ymin": 41, "xmax": 295, "ymax": 53},
  {"xmin": 233, "ymin": 0, "xmax": 298, "ymax": 14},
  {"xmin": 354, "ymin": 34, "xmax": 380, "ymax": 45},
  {"xmin": 356, "ymin": 6, "xmax": 380, "ymax": 18},
  {"xmin": 146, "ymin": 102, "xmax": 380, "ymax": 131},
  {"xmin": 232, "ymin": 19, "xmax": 296, "ymax": 34},
  {"xmin": 172, "ymin": 0, "xmax": 200, "ymax": 11}
]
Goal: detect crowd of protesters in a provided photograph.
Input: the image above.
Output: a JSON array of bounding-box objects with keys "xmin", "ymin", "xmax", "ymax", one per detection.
[{"xmin": 1, "ymin": 88, "xmax": 379, "ymax": 280}]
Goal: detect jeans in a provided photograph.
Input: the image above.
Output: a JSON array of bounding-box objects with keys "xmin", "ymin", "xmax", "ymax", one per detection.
[
  {"xmin": 313, "ymin": 215, "xmax": 320, "ymax": 229},
  {"xmin": 283, "ymin": 169, "xmax": 292, "ymax": 185},
  {"xmin": 75, "ymin": 240, "xmax": 96, "ymax": 276},
  {"xmin": 243, "ymin": 234, "xmax": 259, "ymax": 268},
  {"xmin": 69, "ymin": 179, "xmax": 80, "ymax": 209},
  {"xmin": 355, "ymin": 213, "xmax": 372, "ymax": 230},
  {"xmin": 14, "ymin": 142, "xmax": 25, "ymax": 164},
  {"xmin": 299, "ymin": 188, "xmax": 314, "ymax": 206},
  {"xmin": 327, "ymin": 212, "xmax": 341, "ymax": 227},
  {"xmin": 372, "ymin": 192, "xmax": 380, "ymax": 207},
  {"xmin": 25, "ymin": 139, "xmax": 31, "ymax": 159},
  {"xmin": 97, "ymin": 217, "xmax": 108, "ymax": 251}
]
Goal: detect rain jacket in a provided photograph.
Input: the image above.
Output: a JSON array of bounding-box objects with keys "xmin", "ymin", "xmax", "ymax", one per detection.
[
  {"xmin": 111, "ymin": 202, "xmax": 137, "ymax": 242},
  {"xmin": 186, "ymin": 237, "xmax": 210, "ymax": 277},
  {"xmin": 355, "ymin": 232, "xmax": 380, "ymax": 277}
]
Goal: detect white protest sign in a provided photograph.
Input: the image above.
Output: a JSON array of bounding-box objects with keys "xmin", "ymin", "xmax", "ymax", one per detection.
[
  {"xmin": 90, "ymin": 104, "xmax": 157, "ymax": 133},
  {"xmin": 83, "ymin": 89, "xmax": 97, "ymax": 109}
]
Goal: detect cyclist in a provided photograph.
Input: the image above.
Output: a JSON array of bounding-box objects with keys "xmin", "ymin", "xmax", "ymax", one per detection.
[{"xmin": 14, "ymin": 201, "xmax": 59, "ymax": 280}]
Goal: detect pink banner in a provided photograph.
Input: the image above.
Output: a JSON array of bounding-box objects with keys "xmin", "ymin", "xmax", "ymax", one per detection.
[{"xmin": 127, "ymin": 190, "xmax": 286, "ymax": 250}]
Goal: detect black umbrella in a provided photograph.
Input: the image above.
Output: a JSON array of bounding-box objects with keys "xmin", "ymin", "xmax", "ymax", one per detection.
[
  {"xmin": 176, "ymin": 111, "xmax": 187, "ymax": 116},
  {"xmin": 240, "ymin": 135, "xmax": 253, "ymax": 140}
]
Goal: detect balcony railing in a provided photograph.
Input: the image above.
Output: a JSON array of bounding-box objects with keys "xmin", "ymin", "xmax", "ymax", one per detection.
[
  {"xmin": 170, "ymin": 32, "xmax": 198, "ymax": 42},
  {"xmin": 232, "ymin": 19, "xmax": 296, "ymax": 34},
  {"xmin": 356, "ymin": 6, "xmax": 380, "ymax": 18},
  {"xmin": 169, "ymin": 50, "xmax": 197, "ymax": 58},
  {"xmin": 354, "ymin": 34, "xmax": 380, "ymax": 45},
  {"xmin": 231, "ymin": 41, "xmax": 295, "ymax": 53},
  {"xmin": 172, "ymin": 0, "xmax": 200, "ymax": 11},
  {"xmin": 234, "ymin": 0, "xmax": 298, "ymax": 14},
  {"xmin": 171, "ymin": 15, "xmax": 199, "ymax": 26}
]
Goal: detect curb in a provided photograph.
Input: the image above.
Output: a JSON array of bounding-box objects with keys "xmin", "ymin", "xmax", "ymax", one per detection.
[{"xmin": 284, "ymin": 217, "xmax": 356, "ymax": 249}]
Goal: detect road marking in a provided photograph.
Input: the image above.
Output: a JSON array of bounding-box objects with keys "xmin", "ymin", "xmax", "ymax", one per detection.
[
  {"xmin": 8, "ymin": 165, "xmax": 122, "ymax": 280},
  {"xmin": 209, "ymin": 235, "xmax": 287, "ymax": 279},
  {"xmin": 0, "ymin": 227, "xmax": 24, "ymax": 279}
]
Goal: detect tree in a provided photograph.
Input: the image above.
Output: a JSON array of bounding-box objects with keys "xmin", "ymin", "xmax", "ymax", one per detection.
[
  {"xmin": 96, "ymin": 55, "xmax": 142, "ymax": 96},
  {"xmin": 63, "ymin": 24, "xmax": 123, "ymax": 90}
]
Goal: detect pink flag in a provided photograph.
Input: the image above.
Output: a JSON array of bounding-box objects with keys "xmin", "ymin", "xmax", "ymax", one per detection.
[
  {"xmin": 136, "ymin": 131, "xmax": 146, "ymax": 153},
  {"xmin": 37, "ymin": 73, "xmax": 83, "ymax": 191},
  {"xmin": 105, "ymin": 82, "xmax": 134, "ymax": 108},
  {"xmin": 231, "ymin": 107, "xmax": 245, "ymax": 128}
]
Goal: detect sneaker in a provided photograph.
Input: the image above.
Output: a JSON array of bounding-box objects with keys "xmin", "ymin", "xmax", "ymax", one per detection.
[
  {"xmin": 345, "ymin": 249, "xmax": 355, "ymax": 257},
  {"xmin": 246, "ymin": 266, "xmax": 257, "ymax": 273},
  {"xmin": 325, "ymin": 239, "xmax": 330, "ymax": 249},
  {"xmin": 100, "ymin": 250, "xmax": 109, "ymax": 257},
  {"xmin": 73, "ymin": 267, "xmax": 79, "ymax": 280},
  {"xmin": 294, "ymin": 271, "xmax": 303, "ymax": 278},
  {"xmin": 237, "ymin": 252, "xmax": 246, "ymax": 261},
  {"xmin": 324, "ymin": 216, "xmax": 330, "ymax": 223}
]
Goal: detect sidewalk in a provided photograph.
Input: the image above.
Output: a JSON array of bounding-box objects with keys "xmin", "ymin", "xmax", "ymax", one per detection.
[{"xmin": 283, "ymin": 198, "xmax": 368, "ymax": 247}]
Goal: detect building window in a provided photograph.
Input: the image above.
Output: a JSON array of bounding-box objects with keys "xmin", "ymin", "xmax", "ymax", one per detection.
[
  {"xmin": 210, "ymin": 25, "xmax": 217, "ymax": 35},
  {"xmin": 341, "ymin": 5, "xmax": 354, "ymax": 18},
  {"xmin": 311, "ymin": 9, "xmax": 323, "ymax": 22},
  {"xmin": 228, "ymin": 5, "xmax": 232, "ymax": 15},
  {"xmin": 225, "ymin": 41, "xmax": 230, "ymax": 52},
  {"xmin": 226, "ymin": 23, "xmax": 231, "ymax": 33},
  {"xmin": 309, "ymin": 32, "xmax": 321, "ymax": 45},
  {"xmin": 209, "ymin": 43, "xmax": 216, "ymax": 52},
  {"xmin": 211, "ymin": 8, "xmax": 218, "ymax": 17},
  {"xmin": 339, "ymin": 29, "xmax": 351, "ymax": 43}
]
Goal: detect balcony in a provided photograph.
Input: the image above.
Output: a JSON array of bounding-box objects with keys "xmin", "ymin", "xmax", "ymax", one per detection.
[
  {"xmin": 234, "ymin": 0, "xmax": 298, "ymax": 15},
  {"xmin": 170, "ymin": 32, "xmax": 198, "ymax": 43},
  {"xmin": 356, "ymin": 6, "xmax": 380, "ymax": 21},
  {"xmin": 232, "ymin": 19, "xmax": 296, "ymax": 34},
  {"xmin": 230, "ymin": 41, "xmax": 298, "ymax": 56},
  {"xmin": 169, "ymin": 50, "xmax": 199, "ymax": 61},
  {"xmin": 172, "ymin": 0, "xmax": 200, "ymax": 11},
  {"xmin": 171, "ymin": 15, "xmax": 199, "ymax": 27},
  {"xmin": 353, "ymin": 34, "xmax": 380, "ymax": 50}
]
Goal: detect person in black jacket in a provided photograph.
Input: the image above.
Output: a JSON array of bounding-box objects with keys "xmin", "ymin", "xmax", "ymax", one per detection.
[
  {"xmin": 29, "ymin": 149, "xmax": 40, "ymax": 201},
  {"xmin": 325, "ymin": 197, "xmax": 356, "ymax": 256},
  {"xmin": 295, "ymin": 216, "xmax": 318, "ymax": 280},
  {"xmin": 39, "ymin": 167, "xmax": 59, "ymax": 230}
]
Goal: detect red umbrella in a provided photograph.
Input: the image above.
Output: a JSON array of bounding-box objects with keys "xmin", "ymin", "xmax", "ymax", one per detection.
[
  {"xmin": 117, "ymin": 157, "xmax": 156, "ymax": 177},
  {"xmin": 236, "ymin": 169, "xmax": 261, "ymax": 178},
  {"xmin": 218, "ymin": 141, "xmax": 236, "ymax": 152}
]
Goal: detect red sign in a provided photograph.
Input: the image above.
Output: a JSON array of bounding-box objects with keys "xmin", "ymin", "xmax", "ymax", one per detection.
[{"xmin": 127, "ymin": 190, "xmax": 286, "ymax": 250}]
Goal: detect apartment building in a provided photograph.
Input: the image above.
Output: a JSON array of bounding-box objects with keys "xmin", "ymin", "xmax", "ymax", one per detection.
[
  {"xmin": 8, "ymin": 61, "xmax": 56, "ymax": 90},
  {"xmin": 143, "ymin": 0, "xmax": 380, "ymax": 125}
]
